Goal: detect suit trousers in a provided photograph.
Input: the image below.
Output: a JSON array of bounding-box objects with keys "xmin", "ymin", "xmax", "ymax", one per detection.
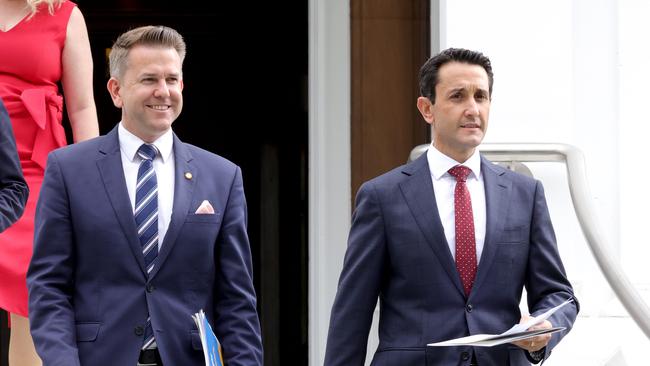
[
  {"xmin": 470, "ymin": 353, "xmax": 479, "ymax": 366},
  {"xmin": 137, "ymin": 348, "xmax": 163, "ymax": 366}
]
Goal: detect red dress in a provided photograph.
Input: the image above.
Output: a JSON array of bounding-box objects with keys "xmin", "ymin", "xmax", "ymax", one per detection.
[{"xmin": 0, "ymin": 1, "xmax": 75, "ymax": 316}]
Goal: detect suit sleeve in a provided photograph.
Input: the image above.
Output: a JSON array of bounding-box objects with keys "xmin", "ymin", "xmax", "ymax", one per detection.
[
  {"xmin": 525, "ymin": 180, "xmax": 579, "ymax": 361},
  {"xmin": 0, "ymin": 101, "xmax": 28, "ymax": 232},
  {"xmin": 27, "ymin": 152, "xmax": 81, "ymax": 366},
  {"xmin": 213, "ymin": 166, "xmax": 263, "ymax": 366},
  {"xmin": 324, "ymin": 182, "xmax": 386, "ymax": 366}
]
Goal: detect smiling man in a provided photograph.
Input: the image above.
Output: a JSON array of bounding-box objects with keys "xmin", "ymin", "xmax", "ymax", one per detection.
[
  {"xmin": 324, "ymin": 48, "xmax": 578, "ymax": 366},
  {"xmin": 27, "ymin": 26, "xmax": 262, "ymax": 366}
]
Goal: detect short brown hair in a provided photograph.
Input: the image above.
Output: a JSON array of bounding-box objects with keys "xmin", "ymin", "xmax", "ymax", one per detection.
[{"xmin": 108, "ymin": 25, "xmax": 186, "ymax": 78}]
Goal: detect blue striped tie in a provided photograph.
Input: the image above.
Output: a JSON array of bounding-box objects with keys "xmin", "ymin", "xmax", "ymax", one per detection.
[{"xmin": 135, "ymin": 143, "xmax": 158, "ymax": 350}]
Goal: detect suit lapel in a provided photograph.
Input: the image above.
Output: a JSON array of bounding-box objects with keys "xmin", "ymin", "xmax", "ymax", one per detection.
[
  {"xmin": 399, "ymin": 154, "xmax": 465, "ymax": 296},
  {"xmin": 149, "ymin": 134, "xmax": 195, "ymax": 279},
  {"xmin": 96, "ymin": 127, "xmax": 146, "ymax": 275},
  {"xmin": 471, "ymin": 156, "xmax": 511, "ymax": 296}
]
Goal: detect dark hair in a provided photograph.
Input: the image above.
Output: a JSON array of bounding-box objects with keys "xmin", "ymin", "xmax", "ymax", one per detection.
[{"xmin": 418, "ymin": 48, "xmax": 493, "ymax": 103}]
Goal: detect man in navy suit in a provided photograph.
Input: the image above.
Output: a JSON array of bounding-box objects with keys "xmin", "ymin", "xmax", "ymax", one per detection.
[
  {"xmin": 27, "ymin": 26, "xmax": 262, "ymax": 366},
  {"xmin": 0, "ymin": 98, "xmax": 28, "ymax": 232},
  {"xmin": 325, "ymin": 48, "xmax": 578, "ymax": 365}
]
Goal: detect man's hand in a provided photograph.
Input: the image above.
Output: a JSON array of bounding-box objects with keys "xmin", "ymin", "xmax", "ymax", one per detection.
[{"xmin": 511, "ymin": 315, "xmax": 552, "ymax": 352}]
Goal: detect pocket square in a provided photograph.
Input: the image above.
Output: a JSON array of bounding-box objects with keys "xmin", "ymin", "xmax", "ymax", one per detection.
[{"xmin": 195, "ymin": 200, "xmax": 215, "ymax": 214}]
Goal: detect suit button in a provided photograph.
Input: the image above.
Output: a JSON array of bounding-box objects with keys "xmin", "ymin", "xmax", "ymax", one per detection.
[
  {"xmin": 134, "ymin": 325, "xmax": 144, "ymax": 336},
  {"xmin": 466, "ymin": 304, "xmax": 473, "ymax": 312},
  {"xmin": 461, "ymin": 351, "xmax": 470, "ymax": 361},
  {"xmin": 146, "ymin": 283, "xmax": 155, "ymax": 293}
]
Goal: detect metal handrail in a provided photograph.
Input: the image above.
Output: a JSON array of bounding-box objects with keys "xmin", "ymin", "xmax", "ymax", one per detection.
[{"xmin": 410, "ymin": 142, "xmax": 650, "ymax": 339}]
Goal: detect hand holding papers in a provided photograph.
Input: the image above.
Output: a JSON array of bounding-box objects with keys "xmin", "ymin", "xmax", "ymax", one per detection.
[
  {"xmin": 192, "ymin": 310, "xmax": 224, "ymax": 366},
  {"xmin": 428, "ymin": 298, "xmax": 573, "ymax": 347},
  {"xmin": 427, "ymin": 326, "xmax": 564, "ymax": 347},
  {"xmin": 505, "ymin": 297, "xmax": 573, "ymax": 336}
]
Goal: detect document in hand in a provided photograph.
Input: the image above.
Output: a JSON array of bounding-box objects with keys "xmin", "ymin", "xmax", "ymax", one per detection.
[
  {"xmin": 427, "ymin": 326, "xmax": 565, "ymax": 347},
  {"xmin": 192, "ymin": 309, "xmax": 224, "ymax": 366},
  {"xmin": 427, "ymin": 297, "xmax": 574, "ymax": 347}
]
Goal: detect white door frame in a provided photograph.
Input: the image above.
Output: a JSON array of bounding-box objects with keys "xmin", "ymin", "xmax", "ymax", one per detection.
[{"xmin": 308, "ymin": 0, "xmax": 351, "ymax": 365}]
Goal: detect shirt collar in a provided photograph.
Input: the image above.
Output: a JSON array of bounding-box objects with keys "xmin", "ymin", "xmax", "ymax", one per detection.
[
  {"xmin": 118, "ymin": 122, "xmax": 174, "ymax": 163},
  {"xmin": 426, "ymin": 144, "xmax": 482, "ymax": 181}
]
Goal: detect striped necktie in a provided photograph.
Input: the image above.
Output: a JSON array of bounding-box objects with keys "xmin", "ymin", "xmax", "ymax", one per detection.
[{"xmin": 135, "ymin": 143, "xmax": 159, "ymax": 350}]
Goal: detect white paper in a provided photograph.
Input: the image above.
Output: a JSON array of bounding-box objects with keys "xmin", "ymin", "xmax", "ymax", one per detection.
[
  {"xmin": 503, "ymin": 297, "xmax": 573, "ymax": 335},
  {"xmin": 427, "ymin": 298, "xmax": 573, "ymax": 347},
  {"xmin": 428, "ymin": 327, "xmax": 565, "ymax": 347}
]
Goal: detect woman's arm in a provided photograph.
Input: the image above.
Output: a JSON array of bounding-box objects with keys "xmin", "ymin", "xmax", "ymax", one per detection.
[{"xmin": 61, "ymin": 6, "xmax": 99, "ymax": 142}]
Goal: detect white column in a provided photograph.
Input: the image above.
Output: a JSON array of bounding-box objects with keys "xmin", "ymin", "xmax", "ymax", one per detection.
[{"xmin": 308, "ymin": 0, "xmax": 351, "ymax": 365}]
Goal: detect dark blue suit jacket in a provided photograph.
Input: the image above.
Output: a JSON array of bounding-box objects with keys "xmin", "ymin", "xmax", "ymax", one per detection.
[
  {"xmin": 0, "ymin": 99, "xmax": 28, "ymax": 232},
  {"xmin": 325, "ymin": 154, "xmax": 578, "ymax": 366},
  {"xmin": 27, "ymin": 126, "xmax": 262, "ymax": 366}
]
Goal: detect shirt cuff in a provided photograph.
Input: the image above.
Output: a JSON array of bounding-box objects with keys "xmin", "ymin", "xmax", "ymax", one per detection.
[{"xmin": 525, "ymin": 348, "xmax": 546, "ymax": 364}]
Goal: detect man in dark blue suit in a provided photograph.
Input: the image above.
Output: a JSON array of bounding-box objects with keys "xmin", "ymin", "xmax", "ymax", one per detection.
[
  {"xmin": 325, "ymin": 48, "xmax": 578, "ymax": 365},
  {"xmin": 27, "ymin": 26, "xmax": 262, "ymax": 366},
  {"xmin": 0, "ymin": 98, "xmax": 28, "ymax": 232}
]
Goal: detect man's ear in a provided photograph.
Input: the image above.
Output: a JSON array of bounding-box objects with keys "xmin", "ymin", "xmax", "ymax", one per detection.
[
  {"xmin": 416, "ymin": 96, "xmax": 435, "ymax": 125},
  {"xmin": 107, "ymin": 77, "xmax": 123, "ymax": 108}
]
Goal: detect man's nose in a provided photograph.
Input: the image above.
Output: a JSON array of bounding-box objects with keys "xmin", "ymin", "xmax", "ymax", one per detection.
[
  {"xmin": 464, "ymin": 99, "xmax": 479, "ymax": 116},
  {"xmin": 153, "ymin": 80, "xmax": 170, "ymax": 97}
]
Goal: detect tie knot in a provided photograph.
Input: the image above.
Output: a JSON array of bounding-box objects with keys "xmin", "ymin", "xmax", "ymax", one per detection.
[
  {"xmin": 137, "ymin": 144, "xmax": 158, "ymax": 161},
  {"xmin": 448, "ymin": 165, "xmax": 471, "ymax": 182}
]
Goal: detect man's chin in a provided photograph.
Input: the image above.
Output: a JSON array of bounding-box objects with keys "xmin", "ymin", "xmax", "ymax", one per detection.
[
  {"xmin": 460, "ymin": 136, "xmax": 484, "ymax": 149},
  {"xmin": 149, "ymin": 120, "xmax": 174, "ymax": 132},
  {"xmin": 136, "ymin": 123, "xmax": 173, "ymax": 142}
]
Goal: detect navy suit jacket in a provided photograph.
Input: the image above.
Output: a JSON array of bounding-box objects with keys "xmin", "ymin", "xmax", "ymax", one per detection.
[
  {"xmin": 27, "ymin": 126, "xmax": 262, "ymax": 366},
  {"xmin": 325, "ymin": 153, "xmax": 578, "ymax": 366},
  {"xmin": 0, "ymin": 99, "xmax": 28, "ymax": 232}
]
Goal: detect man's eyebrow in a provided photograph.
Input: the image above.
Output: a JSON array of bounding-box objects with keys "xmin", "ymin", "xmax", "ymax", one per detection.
[
  {"xmin": 449, "ymin": 86, "xmax": 489, "ymax": 93},
  {"xmin": 447, "ymin": 87, "xmax": 466, "ymax": 94},
  {"xmin": 139, "ymin": 73, "xmax": 158, "ymax": 78},
  {"xmin": 137, "ymin": 72, "xmax": 181, "ymax": 78}
]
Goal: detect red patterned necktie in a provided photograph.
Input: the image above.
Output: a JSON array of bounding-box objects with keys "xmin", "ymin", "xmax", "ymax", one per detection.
[{"xmin": 448, "ymin": 165, "xmax": 477, "ymax": 296}]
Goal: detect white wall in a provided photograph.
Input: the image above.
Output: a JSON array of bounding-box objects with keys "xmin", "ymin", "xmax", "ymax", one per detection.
[{"xmin": 618, "ymin": 0, "xmax": 650, "ymax": 284}]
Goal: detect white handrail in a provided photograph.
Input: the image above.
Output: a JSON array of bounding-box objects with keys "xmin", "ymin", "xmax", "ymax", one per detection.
[{"xmin": 409, "ymin": 143, "xmax": 650, "ymax": 339}]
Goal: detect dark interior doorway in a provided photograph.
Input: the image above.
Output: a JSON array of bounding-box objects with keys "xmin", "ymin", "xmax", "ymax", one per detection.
[{"xmin": 0, "ymin": 2, "xmax": 308, "ymax": 366}]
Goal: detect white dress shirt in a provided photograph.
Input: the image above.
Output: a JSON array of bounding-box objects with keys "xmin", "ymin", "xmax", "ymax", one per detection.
[
  {"xmin": 426, "ymin": 145, "xmax": 487, "ymax": 263},
  {"xmin": 119, "ymin": 123, "xmax": 175, "ymax": 250}
]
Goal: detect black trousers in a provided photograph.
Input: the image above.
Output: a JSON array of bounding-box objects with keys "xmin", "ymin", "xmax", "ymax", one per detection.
[
  {"xmin": 470, "ymin": 353, "xmax": 479, "ymax": 366},
  {"xmin": 138, "ymin": 348, "xmax": 163, "ymax": 366}
]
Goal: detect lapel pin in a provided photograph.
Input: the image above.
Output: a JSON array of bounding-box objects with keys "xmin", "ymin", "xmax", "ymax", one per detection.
[{"xmin": 185, "ymin": 172, "xmax": 193, "ymax": 180}]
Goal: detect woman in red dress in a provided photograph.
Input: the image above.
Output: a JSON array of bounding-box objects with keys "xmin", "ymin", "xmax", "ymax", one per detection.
[{"xmin": 0, "ymin": 0, "xmax": 98, "ymax": 364}]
